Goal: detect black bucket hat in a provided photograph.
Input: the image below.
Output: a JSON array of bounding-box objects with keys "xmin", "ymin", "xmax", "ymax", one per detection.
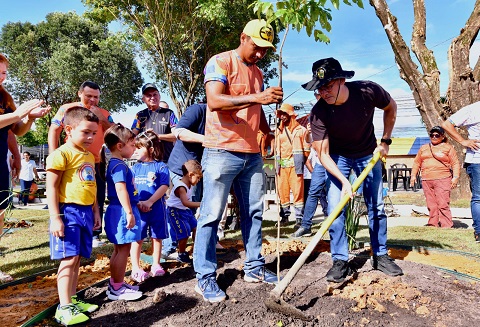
[{"xmin": 302, "ymin": 57, "xmax": 355, "ymax": 91}]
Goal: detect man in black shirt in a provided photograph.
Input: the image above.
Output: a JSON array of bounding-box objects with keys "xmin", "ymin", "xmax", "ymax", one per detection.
[
  {"xmin": 131, "ymin": 83, "xmax": 178, "ymax": 162},
  {"xmin": 303, "ymin": 57, "xmax": 402, "ymax": 282}
]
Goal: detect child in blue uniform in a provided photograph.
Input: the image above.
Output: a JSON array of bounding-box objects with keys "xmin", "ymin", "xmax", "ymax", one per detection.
[
  {"xmin": 47, "ymin": 107, "xmax": 101, "ymax": 325},
  {"xmin": 166, "ymin": 160, "xmax": 202, "ymax": 264},
  {"xmin": 103, "ymin": 124, "xmax": 142, "ymax": 301},
  {"xmin": 130, "ymin": 131, "xmax": 170, "ymax": 282}
]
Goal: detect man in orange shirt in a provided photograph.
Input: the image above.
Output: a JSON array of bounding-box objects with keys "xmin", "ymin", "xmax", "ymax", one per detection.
[
  {"xmin": 275, "ymin": 103, "xmax": 310, "ymax": 227},
  {"xmin": 48, "ymin": 81, "xmax": 114, "ymax": 246},
  {"xmin": 193, "ymin": 19, "xmax": 283, "ymax": 303}
]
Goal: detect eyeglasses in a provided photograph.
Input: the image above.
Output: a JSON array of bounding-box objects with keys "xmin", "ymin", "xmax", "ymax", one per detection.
[
  {"xmin": 316, "ymin": 80, "xmax": 337, "ymax": 94},
  {"xmin": 429, "ymin": 133, "xmax": 442, "ymax": 139}
]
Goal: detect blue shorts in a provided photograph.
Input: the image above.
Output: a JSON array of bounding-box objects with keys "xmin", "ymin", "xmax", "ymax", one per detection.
[
  {"xmin": 49, "ymin": 203, "xmax": 94, "ymax": 260},
  {"xmin": 167, "ymin": 207, "xmax": 197, "ymax": 242},
  {"xmin": 139, "ymin": 202, "xmax": 169, "ymax": 240},
  {"xmin": 104, "ymin": 204, "xmax": 142, "ymax": 244}
]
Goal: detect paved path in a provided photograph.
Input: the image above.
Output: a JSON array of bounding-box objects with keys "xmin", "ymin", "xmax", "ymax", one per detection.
[{"xmin": 261, "ymin": 203, "xmax": 473, "ymax": 229}]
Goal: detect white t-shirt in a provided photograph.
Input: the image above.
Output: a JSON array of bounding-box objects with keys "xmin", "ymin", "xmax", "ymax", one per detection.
[
  {"xmin": 449, "ymin": 102, "xmax": 480, "ymax": 163},
  {"xmin": 166, "ymin": 180, "xmax": 192, "ymax": 210},
  {"xmin": 19, "ymin": 159, "xmax": 37, "ymax": 181},
  {"xmin": 303, "ymin": 147, "xmax": 321, "ymax": 180}
]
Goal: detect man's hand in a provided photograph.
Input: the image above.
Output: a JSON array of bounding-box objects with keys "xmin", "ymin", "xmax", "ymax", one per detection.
[
  {"xmin": 460, "ymin": 139, "xmax": 480, "ymax": 151},
  {"xmin": 341, "ymin": 181, "xmax": 354, "ymax": 200},
  {"xmin": 258, "ymin": 86, "xmax": 283, "ymax": 105},
  {"xmin": 88, "ymin": 105, "xmax": 103, "ymax": 119},
  {"xmin": 375, "ymin": 143, "xmax": 389, "ymax": 158}
]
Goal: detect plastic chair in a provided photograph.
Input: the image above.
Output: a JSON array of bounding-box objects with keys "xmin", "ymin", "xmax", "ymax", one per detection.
[{"xmin": 391, "ymin": 163, "xmax": 410, "ymax": 191}]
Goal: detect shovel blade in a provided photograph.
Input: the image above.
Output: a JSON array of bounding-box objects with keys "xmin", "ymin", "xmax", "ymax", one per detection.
[{"xmin": 264, "ymin": 294, "xmax": 312, "ymax": 321}]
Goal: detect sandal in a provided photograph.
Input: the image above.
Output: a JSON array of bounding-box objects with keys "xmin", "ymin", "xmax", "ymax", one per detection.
[
  {"xmin": 150, "ymin": 265, "xmax": 165, "ymax": 277},
  {"xmin": 0, "ymin": 270, "xmax": 13, "ymax": 283},
  {"xmin": 130, "ymin": 269, "xmax": 149, "ymax": 283}
]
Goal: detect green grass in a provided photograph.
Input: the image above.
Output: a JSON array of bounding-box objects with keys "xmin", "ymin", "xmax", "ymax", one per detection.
[
  {"xmin": 1, "ymin": 191, "xmax": 476, "ymax": 282},
  {"xmin": 0, "ymin": 208, "xmax": 113, "ymax": 280}
]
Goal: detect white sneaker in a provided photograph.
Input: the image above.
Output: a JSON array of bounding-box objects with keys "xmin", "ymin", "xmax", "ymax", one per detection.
[
  {"xmin": 92, "ymin": 236, "xmax": 105, "ymax": 248},
  {"xmin": 107, "ymin": 283, "xmax": 142, "ymax": 301},
  {"xmin": 161, "ymin": 252, "xmax": 178, "ymax": 260}
]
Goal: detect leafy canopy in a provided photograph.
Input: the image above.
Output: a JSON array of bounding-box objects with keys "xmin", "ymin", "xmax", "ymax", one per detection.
[
  {"xmin": 0, "ymin": 12, "xmax": 143, "ymax": 119},
  {"xmin": 253, "ymin": 0, "xmax": 363, "ymax": 43},
  {"xmin": 83, "ymin": 0, "xmax": 280, "ymax": 115}
]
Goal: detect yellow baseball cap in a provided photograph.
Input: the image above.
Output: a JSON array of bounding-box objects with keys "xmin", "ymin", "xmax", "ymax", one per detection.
[{"xmin": 243, "ymin": 19, "xmax": 276, "ymax": 51}]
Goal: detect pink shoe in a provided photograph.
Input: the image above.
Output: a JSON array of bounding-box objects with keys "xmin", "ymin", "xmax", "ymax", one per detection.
[
  {"xmin": 131, "ymin": 269, "xmax": 149, "ymax": 283},
  {"xmin": 150, "ymin": 265, "xmax": 165, "ymax": 277}
]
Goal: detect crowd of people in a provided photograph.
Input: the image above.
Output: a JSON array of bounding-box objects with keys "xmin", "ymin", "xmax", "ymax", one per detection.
[{"xmin": 0, "ymin": 18, "xmax": 479, "ymax": 326}]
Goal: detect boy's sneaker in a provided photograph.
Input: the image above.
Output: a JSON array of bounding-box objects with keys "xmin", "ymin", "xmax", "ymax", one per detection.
[
  {"xmin": 195, "ymin": 277, "xmax": 226, "ymax": 303},
  {"xmin": 54, "ymin": 304, "xmax": 89, "ymax": 326},
  {"xmin": 291, "ymin": 227, "xmax": 312, "ymax": 238},
  {"xmin": 475, "ymin": 232, "xmax": 480, "ymax": 243},
  {"xmin": 326, "ymin": 260, "xmax": 353, "ymax": 283},
  {"xmin": 244, "ymin": 266, "xmax": 280, "ymax": 284},
  {"xmin": 92, "ymin": 236, "xmax": 105, "ymax": 248},
  {"xmin": 371, "ymin": 255, "xmax": 403, "ymax": 276},
  {"xmin": 107, "ymin": 282, "xmax": 142, "ymax": 301},
  {"xmin": 150, "ymin": 264, "xmax": 166, "ymax": 277},
  {"xmin": 176, "ymin": 252, "xmax": 193, "ymax": 264},
  {"xmin": 71, "ymin": 295, "xmax": 98, "ymax": 313}
]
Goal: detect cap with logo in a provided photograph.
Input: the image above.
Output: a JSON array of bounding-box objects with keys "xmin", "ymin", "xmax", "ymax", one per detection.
[
  {"xmin": 142, "ymin": 83, "xmax": 159, "ymax": 94},
  {"xmin": 243, "ymin": 19, "xmax": 275, "ymax": 51},
  {"xmin": 302, "ymin": 57, "xmax": 355, "ymax": 91}
]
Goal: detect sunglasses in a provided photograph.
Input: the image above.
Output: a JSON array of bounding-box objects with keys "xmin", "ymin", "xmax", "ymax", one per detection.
[{"xmin": 429, "ymin": 133, "xmax": 442, "ymax": 139}]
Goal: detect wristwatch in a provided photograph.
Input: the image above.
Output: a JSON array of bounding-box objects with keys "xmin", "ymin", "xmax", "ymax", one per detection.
[{"xmin": 380, "ymin": 138, "xmax": 392, "ymax": 145}]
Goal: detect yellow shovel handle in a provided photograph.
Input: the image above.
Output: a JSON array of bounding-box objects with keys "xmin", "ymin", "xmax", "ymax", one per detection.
[{"xmin": 270, "ymin": 151, "xmax": 381, "ymax": 297}]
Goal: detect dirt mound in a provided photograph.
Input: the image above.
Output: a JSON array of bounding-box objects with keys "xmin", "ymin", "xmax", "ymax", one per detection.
[
  {"xmin": 2, "ymin": 241, "xmax": 480, "ymax": 326},
  {"xmin": 86, "ymin": 246, "xmax": 480, "ymax": 326}
]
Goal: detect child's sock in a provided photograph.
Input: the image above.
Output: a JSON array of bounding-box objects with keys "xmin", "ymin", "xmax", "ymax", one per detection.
[{"xmin": 109, "ymin": 277, "xmax": 124, "ymax": 291}]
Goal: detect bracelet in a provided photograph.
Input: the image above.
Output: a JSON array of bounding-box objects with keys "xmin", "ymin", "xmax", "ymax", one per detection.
[{"xmin": 453, "ymin": 176, "xmax": 459, "ymax": 179}]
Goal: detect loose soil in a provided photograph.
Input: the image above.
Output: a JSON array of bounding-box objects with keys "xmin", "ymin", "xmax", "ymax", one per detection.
[{"xmin": 2, "ymin": 240, "xmax": 480, "ymax": 326}]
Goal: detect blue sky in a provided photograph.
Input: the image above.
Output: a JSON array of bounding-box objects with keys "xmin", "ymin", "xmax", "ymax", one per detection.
[{"xmin": 1, "ymin": 0, "xmax": 478, "ymax": 136}]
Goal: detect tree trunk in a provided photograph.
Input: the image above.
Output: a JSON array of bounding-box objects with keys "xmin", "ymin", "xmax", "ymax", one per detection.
[{"xmin": 369, "ymin": 0, "xmax": 480, "ymax": 199}]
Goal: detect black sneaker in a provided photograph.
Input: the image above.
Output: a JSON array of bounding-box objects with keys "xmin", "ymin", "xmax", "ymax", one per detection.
[
  {"xmin": 371, "ymin": 255, "xmax": 403, "ymax": 276},
  {"xmin": 475, "ymin": 232, "xmax": 480, "ymax": 243},
  {"xmin": 291, "ymin": 227, "xmax": 312, "ymax": 238},
  {"xmin": 275, "ymin": 217, "xmax": 289, "ymax": 227},
  {"xmin": 326, "ymin": 260, "xmax": 352, "ymax": 283},
  {"xmin": 293, "ymin": 219, "xmax": 302, "ymax": 230}
]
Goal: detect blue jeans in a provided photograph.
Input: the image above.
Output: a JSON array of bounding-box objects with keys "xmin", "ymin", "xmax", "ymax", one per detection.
[
  {"xmin": 327, "ymin": 154, "xmax": 387, "ymax": 261},
  {"xmin": 193, "ymin": 149, "xmax": 265, "ymax": 280},
  {"xmin": 301, "ymin": 164, "xmax": 328, "ymax": 229},
  {"xmin": 20, "ymin": 179, "xmax": 33, "ymax": 205},
  {"xmin": 466, "ymin": 163, "xmax": 480, "ymax": 234}
]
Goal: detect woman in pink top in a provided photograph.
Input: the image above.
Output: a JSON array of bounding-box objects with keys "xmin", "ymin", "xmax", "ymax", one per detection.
[{"xmin": 411, "ymin": 126, "xmax": 461, "ymax": 227}]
